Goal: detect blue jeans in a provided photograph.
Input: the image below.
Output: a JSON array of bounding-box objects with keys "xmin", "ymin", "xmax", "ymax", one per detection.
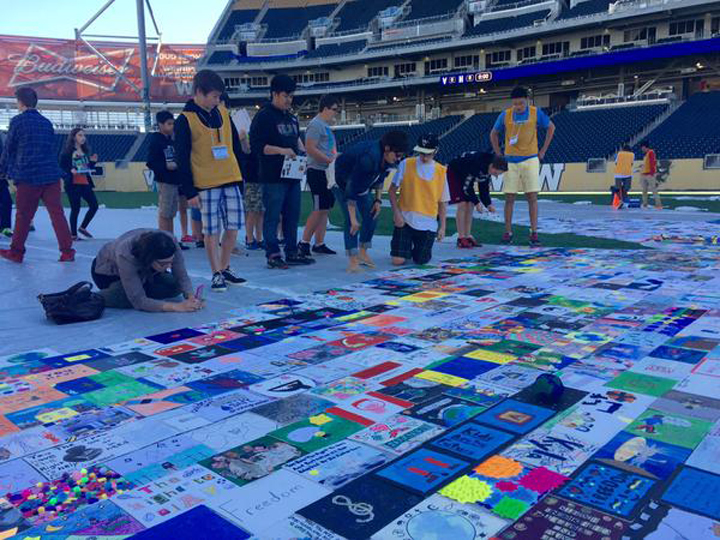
[
  {"xmin": 332, "ymin": 186, "xmax": 377, "ymax": 255},
  {"xmin": 263, "ymin": 181, "xmax": 301, "ymax": 259}
]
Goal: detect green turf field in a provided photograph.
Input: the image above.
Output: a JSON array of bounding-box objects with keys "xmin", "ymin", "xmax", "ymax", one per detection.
[
  {"xmin": 56, "ymin": 191, "xmax": 646, "ymax": 250},
  {"xmin": 59, "ymin": 191, "xmax": 720, "ymax": 214}
]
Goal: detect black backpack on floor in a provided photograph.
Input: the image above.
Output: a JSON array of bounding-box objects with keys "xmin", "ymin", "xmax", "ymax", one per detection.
[{"xmin": 38, "ymin": 281, "xmax": 105, "ymax": 325}]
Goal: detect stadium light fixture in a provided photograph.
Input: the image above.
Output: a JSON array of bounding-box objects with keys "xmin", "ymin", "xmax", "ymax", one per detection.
[{"xmin": 75, "ymin": 0, "xmax": 163, "ymax": 131}]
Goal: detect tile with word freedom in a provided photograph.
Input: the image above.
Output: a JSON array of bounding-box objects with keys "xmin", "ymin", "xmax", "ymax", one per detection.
[{"xmin": 217, "ymin": 469, "xmax": 331, "ymax": 537}]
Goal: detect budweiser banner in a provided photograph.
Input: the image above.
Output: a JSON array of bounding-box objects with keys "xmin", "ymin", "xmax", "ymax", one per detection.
[{"xmin": 0, "ymin": 35, "xmax": 205, "ymax": 102}]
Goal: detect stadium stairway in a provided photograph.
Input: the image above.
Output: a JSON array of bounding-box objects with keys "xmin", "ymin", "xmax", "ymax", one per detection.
[
  {"xmin": 126, "ymin": 134, "xmax": 149, "ymax": 164},
  {"xmin": 631, "ymin": 92, "xmax": 720, "ymax": 159},
  {"xmin": 625, "ymin": 100, "xmax": 683, "ymax": 154},
  {"xmin": 543, "ymin": 104, "xmax": 667, "ymax": 163}
]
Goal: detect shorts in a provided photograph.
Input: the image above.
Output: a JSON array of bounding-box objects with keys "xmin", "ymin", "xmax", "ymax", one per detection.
[
  {"xmin": 191, "ymin": 208, "xmax": 202, "ymax": 222},
  {"xmin": 447, "ymin": 168, "xmax": 467, "ymax": 204},
  {"xmin": 198, "ymin": 184, "xmax": 243, "ymax": 236},
  {"xmin": 503, "ymin": 157, "xmax": 540, "ymax": 194},
  {"xmin": 614, "ymin": 176, "xmax": 632, "ymax": 193},
  {"xmin": 391, "ymin": 224, "xmax": 436, "ymax": 265},
  {"xmin": 307, "ymin": 168, "xmax": 335, "ymax": 211},
  {"xmin": 157, "ymin": 183, "xmax": 180, "ymax": 219},
  {"xmin": 243, "ymin": 182, "xmax": 264, "ymax": 213}
]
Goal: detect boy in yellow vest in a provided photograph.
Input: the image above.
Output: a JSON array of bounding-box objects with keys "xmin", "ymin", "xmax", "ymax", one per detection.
[
  {"xmin": 176, "ymin": 70, "xmax": 247, "ymax": 292},
  {"xmin": 389, "ymin": 134, "xmax": 448, "ymax": 265},
  {"xmin": 490, "ymin": 86, "xmax": 555, "ymax": 247},
  {"xmin": 614, "ymin": 144, "xmax": 635, "ymax": 208}
]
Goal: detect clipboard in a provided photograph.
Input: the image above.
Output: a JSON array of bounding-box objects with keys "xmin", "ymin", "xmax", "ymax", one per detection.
[{"xmin": 281, "ymin": 155, "xmax": 307, "ymax": 180}]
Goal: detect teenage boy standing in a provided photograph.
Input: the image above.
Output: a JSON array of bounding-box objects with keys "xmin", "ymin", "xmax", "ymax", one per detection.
[
  {"xmin": 175, "ymin": 69, "xmax": 246, "ymax": 292},
  {"xmin": 389, "ymin": 133, "xmax": 448, "ymax": 266},
  {"xmin": 299, "ymin": 94, "xmax": 339, "ymax": 257},
  {"xmin": 147, "ymin": 110, "xmax": 188, "ymax": 246},
  {"xmin": 250, "ymin": 74, "xmax": 313, "ymax": 269},
  {"xmin": 640, "ymin": 140, "xmax": 662, "ymax": 209},
  {"xmin": 614, "ymin": 144, "xmax": 634, "ymax": 208},
  {"xmin": 240, "ymin": 127, "xmax": 264, "ymax": 251},
  {"xmin": 0, "ymin": 87, "xmax": 74, "ymax": 263},
  {"xmin": 490, "ymin": 86, "xmax": 555, "ymax": 247}
]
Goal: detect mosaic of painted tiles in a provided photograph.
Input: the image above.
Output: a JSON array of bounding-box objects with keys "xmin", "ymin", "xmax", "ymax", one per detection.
[{"xmin": 2, "ymin": 240, "xmax": 720, "ymax": 539}]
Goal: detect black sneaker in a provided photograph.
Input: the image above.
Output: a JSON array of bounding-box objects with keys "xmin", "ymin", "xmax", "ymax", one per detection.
[
  {"xmin": 298, "ymin": 242, "xmax": 311, "ymax": 257},
  {"xmin": 180, "ymin": 243, "xmax": 190, "ymax": 251},
  {"xmin": 286, "ymin": 253, "xmax": 316, "ymax": 266},
  {"xmin": 267, "ymin": 256, "xmax": 289, "ymax": 269},
  {"xmin": 196, "ymin": 240, "xmax": 205, "ymax": 248},
  {"xmin": 312, "ymin": 244, "xmax": 337, "ymax": 255},
  {"xmin": 222, "ymin": 267, "xmax": 246, "ymax": 285},
  {"xmin": 211, "ymin": 272, "xmax": 227, "ymax": 292}
]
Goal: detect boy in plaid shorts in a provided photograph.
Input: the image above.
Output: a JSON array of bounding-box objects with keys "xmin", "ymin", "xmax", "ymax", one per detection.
[{"xmin": 176, "ymin": 70, "xmax": 247, "ymax": 292}]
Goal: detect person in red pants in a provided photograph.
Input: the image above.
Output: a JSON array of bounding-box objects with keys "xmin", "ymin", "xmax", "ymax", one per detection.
[{"xmin": 0, "ymin": 87, "xmax": 74, "ymax": 263}]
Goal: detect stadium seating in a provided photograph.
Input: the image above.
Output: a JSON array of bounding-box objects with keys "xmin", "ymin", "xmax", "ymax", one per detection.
[
  {"xmin": 466, "ymin": 10, "xmax": 550, "ymax": 36},
  {"xmin": 436, "ymin": 112, "xmax": 498, "ymax": 163},
  {"xmin": 53, "ymin": 133, "xmax": 138, "ymax": 162},
  {"xmin": 333, "ymin": 0, "xmax": 398, "ymax": 33},
  {"xmin": 637, "ymin": 92, "xmax": 720, "ymax": 159},
  {"xmin": 132, "ymin": 134, "xmax": 152, "ymax": 163},
  {"xmin": 261, "ymin": 3, "xmax": 336, "ymax": 39},
  {"xmin": 345, "ymin": 116, "xmax": 463, "ymax": 156},
  {"xmin": 557, "ymin": 0, "xmax": 611, "ymax": 20},
  {"xmin": 207, "ymin": 50, "xmax": 236, "ymax": 65},
  {"xmin": 305, "ymin": 40, "xmax": 367, "ymax": 59},
  {"xmin": 405, "ymin": 0, "xmax": 465, "ymax": 20},
  {"xmin": 335, "ymin": 127, "xmax": 367, "ymax": 151},
  {"xmin": 88, "ymin": 134, "xmax": 138, "ymax": 162},
  {"xmin": 217, "ymin": 9, "xmax": 261, "ymax": 42},
  {"xmin": 545, "ymin": 104, "xmax": 667, "ymax": 163}
]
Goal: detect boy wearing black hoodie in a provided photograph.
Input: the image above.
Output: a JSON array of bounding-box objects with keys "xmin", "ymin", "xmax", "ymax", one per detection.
[
  {"xmin": 250, "ymin": 75, "xmax": 313, "ymax": 269},
  {"xmin": 175, "ymin": 70, "xmax": 246, "ymax": 292},
  {"xmin": 147, "ymin": 111, "xmax": 185, "ymax": 244}
]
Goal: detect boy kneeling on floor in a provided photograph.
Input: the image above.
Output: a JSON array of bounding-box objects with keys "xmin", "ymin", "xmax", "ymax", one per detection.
[{"xmin": 389, "ymin": 133, "xmax": 449, "ymax": 265}]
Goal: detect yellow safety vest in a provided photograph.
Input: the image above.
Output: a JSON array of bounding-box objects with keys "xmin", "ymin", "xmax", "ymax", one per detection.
[
  {"xmin": 180, "ymin": 105, "xmax": 242, "ymax": 190},
  {"xmin": 504, "ymin": 105, "xmax": 539, "ymax": 157},
  {"xmin": 615, "ymin": 151, "xmax": 634, "ymax": 176},
  {"xmin": 398, "ymin": 157, "xmax": 446, "ymax": 217}
]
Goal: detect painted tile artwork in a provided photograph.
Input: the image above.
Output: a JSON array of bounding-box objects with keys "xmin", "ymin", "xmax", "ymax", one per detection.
[{"xmin": 2, "ymin": 244, "xmax": 720, "ymax": 538}]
